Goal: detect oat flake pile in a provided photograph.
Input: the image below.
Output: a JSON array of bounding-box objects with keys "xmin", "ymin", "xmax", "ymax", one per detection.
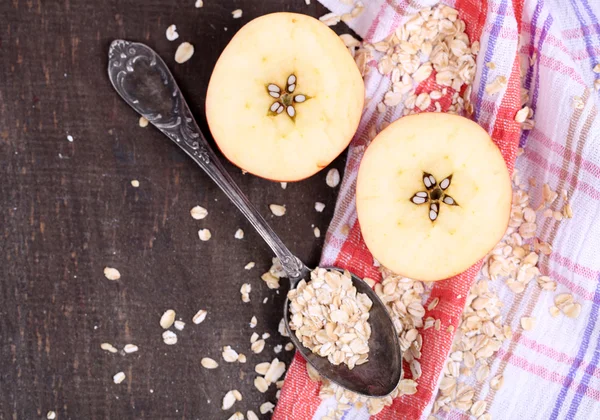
[{"xmin": 275, "ymin": 1, "xmax": 600, "ymax": 419}]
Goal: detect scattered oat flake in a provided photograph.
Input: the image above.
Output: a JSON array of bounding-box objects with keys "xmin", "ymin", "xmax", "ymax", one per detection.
[
  {"xmin": 416, "ymin": 92, "xmax": 432, "ymax": 110},
  {"xmin": 222, "ymin": 346, "xmax": 239, "ymax": 362},
  {"xmin": 264, "ymin": 358, "xmax": 286, "ymax": 383},
  {"xmin": 522, "ymin": 118, "xmax": 535, "ymax": 130},
  {"xmin": 350, "ymin": 2, "xmax": 364, "ymax": 19},
  {"xmin": 319, "ymin": 12, "xmax": 341, "ymax": 26},
  {"xmin": 174, "ymin": 320, "xmax": 185, "ymax": 331},
  {"xmin": 201, "ymin": 357, "xmax": 219, "ymax": 369},
  {"xmin": 515, "ymin": 106, "xmax": 529, "ymax": 123},
  {"xmin": 175, "ymin": 42, "xmax": 194, "ymax": 64},
  {"xmin": 313, "ymin": 227, "xmax": 321, "ymax": 238},
  {"xmin": 363, "ymin": 277, "xmax": 376, "ymax": 288},
  {"xmin": 555, "ymin": 293, "xmax": 574, "ymax": 307},
  {"xmin": 476, "ymin": 364, "xmax": 490, "ymax": 382},
  {"xmin": 255, "ymin": 362, "xmax": 270, "ymax": 375},
  {"xmin": 269, "ymin": 204, "xmax": 286, "ymax": 216},
  {"xmin": 195, "ymin": 0, "xmax": 203, "ymax": 7},
  {"xmin": 315, "ymin": 202, "xmax": 326, "ymax": 212},
  {"xmin": 247, "ymin": 411, "xmax": 259, "ymax": 420},
  {"xmin": 198, "ymin": 228, "xmax": 212, "ymax": 241},
  {"xmin": 278, "ymin": 318, "xmax": 289, "ymax": 337},
  {"xmin": 521, "ymin": 316, "xmax": 536, "ymax": 330},
  {"xmin": 261, "ymin": 259, "xmax": 283, "ymax": 289},
  {"xmin": 594, "ymin": 64, "xmax": 600, "ymax": 73},
  {"xmin": 190, "ymin": 205, "xmax": 208, "ymax": 220},
  {"xmin": 232, "ymin": 9, "xmax": 242, "ymax": 18},
  {"xmin": 486, "ymin": 62, "xmax": 496, "ymax": 69},
  {"xmin": 234, "ymin": 229, "xmax": 244, "ymax": 239},
  {"xmin": 113, "ymin": 371, "xmax": 126, "ymax": 384},
  {"xmin": 227, "ymin": 413, "xmax": 243, "ymax": 420},
  {"xmin": 427, "ymin": 297, "xmax": 439, "ymax": 311},
  {"xmin": 254, "ymin": 376, "xmax": 269, "ymax": 393},
  {"xmin": 537, "ymin": 275, "xmax": 556, "ymax": 291},
  {"xmin": 398, "ymin": 379, "xmax": 418, "ymax": 395},
  {"xmin": 280, "ymin": 182, "xmax": 287, "ymax": 189},
  {"xmin": 563, "ymin": 203, "xmax": 574, "ymax": 219},
  {"xmin": 485, "ymin": 76, "xmax": 507, "ymax": 95},
  {"xmin": 222, "ymin": 390, "xmax": 239, "ymax": 410},
  {"xmin": 124, "ymin": 344, "xmax": 139, "ymax": 353},
  {"xmin": 240, "ymin": 283, "xmax": 252, "ymax": 303},
  {"xmin": 162, "ymin": 330, "xmax": 177, "ymax": 345},
  {"xmin": 139, "ymin": 116, "xmax": 149, "ymax": 127},
  {"xmin": 549, "ymin": 306, "xmax": 561, "ymax": 317},
  {"xmin": 237, "ymin": 353, "xmax": 247, "ymax": 363},
  {"xmin": 490, "ymin": 374, "xmax": 504, "ymax": 390},
  {"xmin": 104, "ymin": 267, "xmax": 121, "ymax": 281},
  {"xmin": 326, "ymin": 168, "xmax": 340, "ymax": 188},
  {"xmin": 251, "ymin": 339, "xmax": 266, "ymax": 354},
  {"xmin": 101, "ymin": 343, "xmax": 118, "ymax": 353},
  {"xmin": 471, "ymin": 400, "xmax": 487, "ymax": 417},
  {"xmin": 285, "ymin": 342, "xmax": 294, "ymax": 351},
  {"xmin": 572, "ymin": 96, "xmax": 585, "ymax": 109},
  {"xmin": 539, "ymin": 242, "xmax": 552, "ymax": 255},
  {"xmin": 260, "ymin": 402, "xmax": 275, "ymax": 414},
  {"xmin": 166, "ymin": 25, "xmax": 179, "ymax": 41},
  {"xmin": 244, "ymin": 262, "xmax": 255, "ymax": 270},
  {"xmin": 563, "ymin": 302, "xmax": 582, "ymax": 318},
  {"xmin": 193, "ymin": 309, "xmax": 207, "ymax": 324},
  {"xmin": 340, "ymin": 34, "xmax": 360, "ymax": 48},
  {"xmin": 47, "ymin": 411, "xmax": 56, "ymax": 420},
  {"xmin": 274, "ymin": 344, "xmax": 282, "ymax": 353},
  {"xmin": 130, "ymin": 179, "xmax": 140, "ymax": 188},
  {"xmin": 160, "ymin": 309, "xmax": 176, "ymax": 329}
]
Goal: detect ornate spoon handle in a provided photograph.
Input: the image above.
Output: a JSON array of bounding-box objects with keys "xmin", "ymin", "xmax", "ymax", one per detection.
[{"xmin": 107, "ymin": 39, "xmax": 309, "ymax": 283}]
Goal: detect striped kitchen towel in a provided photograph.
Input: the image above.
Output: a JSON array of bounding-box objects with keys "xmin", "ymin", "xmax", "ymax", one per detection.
[{"xmin": 275, "ymin": 0, "xmax": 600, "ymax": 419}]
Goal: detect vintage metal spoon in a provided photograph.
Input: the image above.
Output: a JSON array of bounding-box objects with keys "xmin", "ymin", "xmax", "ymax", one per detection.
[{"xmin": 107, "ymin": 40, "xmax": 401, "ymax": 397}]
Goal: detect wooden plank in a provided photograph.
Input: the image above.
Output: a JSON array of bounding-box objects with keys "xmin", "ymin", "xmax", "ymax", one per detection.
[{"xmin": 0, "ymin": 0, "xmax": 356, "ymax": 418}]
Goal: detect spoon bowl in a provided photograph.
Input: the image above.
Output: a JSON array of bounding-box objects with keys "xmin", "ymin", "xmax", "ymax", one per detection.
[
  {"xmin": 284, "ymin": 267, "xmax": 402, "ymax": 396},
  {"xmin": 107, "ymin": 39, "xmax": 402, "ymax": 397}
]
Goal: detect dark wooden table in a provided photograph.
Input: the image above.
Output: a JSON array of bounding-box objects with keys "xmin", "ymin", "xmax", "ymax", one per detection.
[{"xmin": 0, "ymin": 1, "xmax": 354, "ymax": 418}]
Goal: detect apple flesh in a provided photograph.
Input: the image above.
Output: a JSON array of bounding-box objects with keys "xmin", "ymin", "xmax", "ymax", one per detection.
[
  {"xmin": 206, "ymin": 12, "xmax": 365, "ymax": 182},
  {"xmin": 356, "ymin": 113, "xmax": 512, "ymax": 282}
]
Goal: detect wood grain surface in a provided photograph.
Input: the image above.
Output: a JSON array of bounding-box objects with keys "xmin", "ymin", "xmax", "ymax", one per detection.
[{"xmin": 0, "ymin": 1, "xmax": 355, "ymax": 418}]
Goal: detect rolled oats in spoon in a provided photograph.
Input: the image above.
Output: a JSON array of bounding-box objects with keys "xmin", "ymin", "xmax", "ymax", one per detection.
[{"xmin": 288, "ymin": 268, "xmax": 372, "ymax": 370}]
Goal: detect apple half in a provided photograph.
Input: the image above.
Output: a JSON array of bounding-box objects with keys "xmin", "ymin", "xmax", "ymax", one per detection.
[
  {"xmin": 356, "ymin": 113, "xmax": 512, "ymax": 282},
  {"xmin": 206, "ymin": 13, "xmax": 365, "ymax": 181}
]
